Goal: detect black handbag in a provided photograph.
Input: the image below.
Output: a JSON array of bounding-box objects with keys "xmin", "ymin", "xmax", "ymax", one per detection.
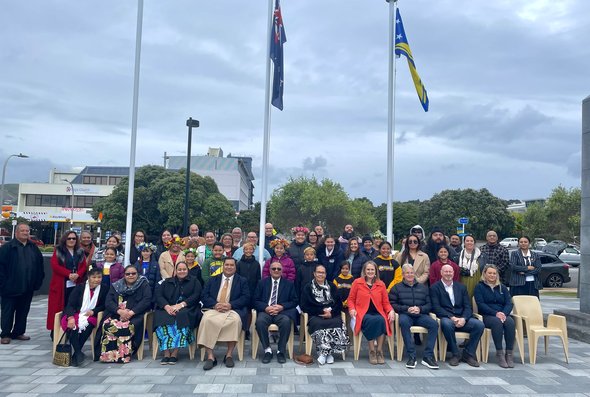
[{"xmin": 53, "ymin": 331, "xmax": 72, "ymax": 367}]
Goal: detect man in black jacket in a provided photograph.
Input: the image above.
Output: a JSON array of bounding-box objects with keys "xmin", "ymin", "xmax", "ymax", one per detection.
[
  {"xmin": 254, "ymin": 261, "xmax": 298, "ymax": 364},
  {"xmin": 431, "ymin": 264, "xmax": 484, "ymax": 367},
  {"xmin": 390, "ymin": 264, "xmax": 439, "ymax": 369},
  {"xmin": 0, "ymin": 223, "xmax": 45, "ymax": 344}
]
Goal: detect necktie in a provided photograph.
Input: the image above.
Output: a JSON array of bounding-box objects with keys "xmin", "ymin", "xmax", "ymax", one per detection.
[
  {"xmin": 270, "ymin": 280, "xmax": 278, "ymax": 305},
  {"xmin": 525, "ymin": 256, "xmax": 531, "ymax": 267},
  {"xmin": 219, "ymin": 277, "xmax": 229, "ymax": 303}
]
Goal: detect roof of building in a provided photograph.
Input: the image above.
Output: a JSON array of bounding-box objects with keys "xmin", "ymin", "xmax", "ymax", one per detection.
[{"xmin": 71, "ymin": 166, "xmax": 129, "ymax": 183}]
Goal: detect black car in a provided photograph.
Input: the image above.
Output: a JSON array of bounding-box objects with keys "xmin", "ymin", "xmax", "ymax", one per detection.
[
  {"xmin": 508, "ymin": 249, "xmax": 571, "ymax": 288},
  {"xmin": 538, "ymin": 251, "xmax": 571, "ymax": 288}
]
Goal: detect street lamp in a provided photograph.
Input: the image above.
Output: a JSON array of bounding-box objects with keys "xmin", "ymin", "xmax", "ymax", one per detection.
[
  {"xmin": 62, "ymin": 178, "xmax": 75, "ymax": 229},
  {"xmin": 183, "ymin": 117, "xmax": 200, "ymax": 235},
  {"xmin": 1, "ymin": 153, "xmax": 29, "ymax": 207}
]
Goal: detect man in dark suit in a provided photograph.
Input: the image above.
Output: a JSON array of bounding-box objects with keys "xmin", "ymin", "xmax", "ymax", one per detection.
[
  {"xmin": 198, "ymin": 257, "xmax": 250, "ymax": 370},
  {"xmin": 254, "ymin": 261, "xmax": 298, "ymax": 364},
  {"xmin": 430, "ymin": 264, "xmax": 484, "ymax": 367}
]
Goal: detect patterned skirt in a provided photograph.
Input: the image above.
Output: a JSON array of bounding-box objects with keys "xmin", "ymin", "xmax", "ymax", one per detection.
[
  {"xmin": 99, "ymin": 318, "xmax": 135, "ymax": 363},
  {"xmin": 309, "ymin": 316, "xmax": 350, "ymax": 356},
  {"xmin": 155, "ymin": 324, "xmax": 195, "ymax": 351}
]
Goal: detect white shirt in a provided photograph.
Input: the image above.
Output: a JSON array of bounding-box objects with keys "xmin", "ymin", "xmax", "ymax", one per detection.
[
  {"xmin": 443, "ymin": 280, "xmax": 455, "ymax": 306},
  {"xmin": 216, "ymin": 275, "xmax": 234, "ymax": 302}
]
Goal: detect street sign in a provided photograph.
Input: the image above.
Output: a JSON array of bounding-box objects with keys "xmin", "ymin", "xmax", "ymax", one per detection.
[
  {"xmin": 458, "ymin": 217, "xmax": 469, "ymax": 225},
  {"xmin": 458, "ymin": 232, "xmax": 467, "ymax": 237},
  {"xmin": 456, "ymin": 227, "xmax": 464, "ymax": 234},
  {"xmin": 54, "ymin": 222, "xmax": 59, "ymax": 231},
  {"xmin": 11, "ymin": 219, "xmax": 17, "ymax": 226}
]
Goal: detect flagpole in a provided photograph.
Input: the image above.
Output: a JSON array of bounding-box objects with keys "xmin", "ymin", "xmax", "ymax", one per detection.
[
  {"xmin": 124, "ymin": 0, "xmax": 143, "ymax": 267},
  {"xmin": 386, "ymin": 0, "xmax": 397, "ymax": 245},
  {"xmin": 258, "ymin": 0, "xmax": 274, "ymax": 268}
]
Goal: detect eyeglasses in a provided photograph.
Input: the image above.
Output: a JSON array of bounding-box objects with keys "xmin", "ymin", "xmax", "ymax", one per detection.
[
  {"xmin": 270, "ymin": 267, "xmax": 282, "ymax": 271},
  {"xmin": 67, "ymin": 237, "xmax": 77, "ymax": 241},
  {"xmin": 124, "ymin": 272, "xmax": 138, "ymax": 276},
  {"xmin": 136, "ymin": 235, "xmax": 145, "ymax": 238},
  {"xmin": 408, "ymin": 240, "xmax": 419, "ymax": 244}
]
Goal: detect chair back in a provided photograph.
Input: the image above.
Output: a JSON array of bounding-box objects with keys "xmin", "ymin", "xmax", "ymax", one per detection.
[
  {"xmin": 512, "ymin": 295, "xmax": 543, "ymax": 327},
  {"xmin": 472, "ymin": 297, "xmax": 479, "ymax": 314}
]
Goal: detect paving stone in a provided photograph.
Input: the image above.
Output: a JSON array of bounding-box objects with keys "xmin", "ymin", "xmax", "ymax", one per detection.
[
  {"xmin": 223, "ymin": 384, "xmax": 252, "ymax": 393},
  {"xmin": 28, "ymin": 384, "xmax": 67, "ymax": 394},
  {"xmin": 74, "ymin": 384, "xmax": 110, "ymax": 393}
]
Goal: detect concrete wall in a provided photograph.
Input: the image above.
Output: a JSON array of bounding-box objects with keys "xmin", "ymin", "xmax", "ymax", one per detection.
[{"xmin": 581, "ymin": 95, "xmax": 590, "ymax": 313}]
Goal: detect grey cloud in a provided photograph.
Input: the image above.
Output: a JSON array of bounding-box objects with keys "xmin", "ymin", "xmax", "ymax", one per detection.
[{"xmin": 302, "ymin": 156, "xmax": 327, "ymax": 171}]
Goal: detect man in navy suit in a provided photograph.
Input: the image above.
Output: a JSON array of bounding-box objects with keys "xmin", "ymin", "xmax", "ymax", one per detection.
[
  {"xmin": 198, "ymin": 257, "xmax": 250, "ymax": 370},
  {"xmin": 431, "ymin": 264, "xmax": 484, "ymax": 367},
  {"xmin": 254, "ymin": 261, "xmax": 298, "ymax": 364}
]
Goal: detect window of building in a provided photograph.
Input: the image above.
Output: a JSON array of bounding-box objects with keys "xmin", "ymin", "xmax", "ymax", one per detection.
[
  {"xmin": 83, "ymin": 175, "xmax": 108, "ymax": 185},
  {"xmin": 109, "ymin": 176, "xmax": 122, "ymax": 185},
  {"xmin": 25, "ymin": 194, "xmax": 100, "ymax": 208}
]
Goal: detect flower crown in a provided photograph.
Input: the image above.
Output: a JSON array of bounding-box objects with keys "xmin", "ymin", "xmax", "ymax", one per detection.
[
  {"xmin": 138, "ymin": 242, "xmax": 157, "ymax": 252},
  {"xmin": 291, "ymin": 226, "xmax": 309, "ymax": 235},
  {"xmin": 269, "ymin": 238, "xmax": 290, "ymax": 249},
  {"xmin": 164, "ymin": 236, "xmax": 183, "ymax": 249},
  {"xmin": 372, "ymin": 230, "xmax": 385, "ymax": 240},
  {"xmin": 183, "ymin": 247, "xmax": 198, "ymax": 256}
]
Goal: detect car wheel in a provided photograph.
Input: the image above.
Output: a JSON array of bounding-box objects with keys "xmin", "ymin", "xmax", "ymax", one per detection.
[{"xmin": 545, "ymin": 273, "xmax": 564, "ymax": 288}]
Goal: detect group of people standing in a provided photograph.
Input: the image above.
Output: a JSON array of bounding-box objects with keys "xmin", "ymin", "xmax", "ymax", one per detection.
[{"xmin": 0, "ymin": 221, "xmax": 544, "ymax": 371}]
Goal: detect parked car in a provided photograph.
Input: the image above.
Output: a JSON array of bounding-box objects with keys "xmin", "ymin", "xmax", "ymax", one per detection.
[
  {"xmin": 533, "ymin": 238, "xmax": 547, "ymax": 249},
  {"xmin": 542, "ymin": 240, "xmax": 568, "ymax": 255},
  {"xmin": 0, "ymin": 236, "xmax": 12, "ymax": 246},
  {"xmin": 499, "ymin": 237, "xmax": 519, "ymax": 248},
  {"xmin": 29, "ymin": 235, "xmax": 44, "ymax": 247},
  {"xmin": 537, "ymin": 251, "xmax": 571, "ymax": 288},
  {"xmin": 559, "ymin": 246, "xmax": 581, "ymax": 267}
]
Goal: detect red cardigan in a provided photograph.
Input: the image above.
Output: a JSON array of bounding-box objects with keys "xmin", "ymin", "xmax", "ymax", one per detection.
[
  {"xmin": 347, "ymin": 277, "xmax": 394, "ymax": 336},
  {"xmin": 46, "ymin": 249, "xmax": 87, "ymax": 330},
  {"xmin": 429, "ymin": 259, "xmax": 460, "ymax": 286}
]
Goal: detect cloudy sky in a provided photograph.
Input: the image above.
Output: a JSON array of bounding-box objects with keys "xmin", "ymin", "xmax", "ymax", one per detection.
[{"xmin": 1, "ymin": 0, "xmax": 588, "ymax": 205}]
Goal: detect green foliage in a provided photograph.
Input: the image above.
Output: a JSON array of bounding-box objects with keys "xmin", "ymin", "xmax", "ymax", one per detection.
[
  {"xmin": 374, "ymin": 201, "xmax": 420, "ymax": 243},
  {"xmin": 268, "ymin": 177, "xmax": 378, "ymax": 235},
  {"xmin": 522, "ymin": 186, "xmax": 580, "ymax": 242},
  {"xmin": 420, "ymin": 188, "xmax": 514, "ymax": 239},
  {"xmin": 236, "ymin": 202, "xmax": 265, "ymax": 234},
  {"xmin": 92, "ymin": 165, "xmax": 236, "ymax": 236}
]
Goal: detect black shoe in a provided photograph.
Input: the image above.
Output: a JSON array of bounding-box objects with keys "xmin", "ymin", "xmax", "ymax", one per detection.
[
  {"xmin": 245, "ymin": 330, "xmax": 251, "ymax": 341},
  {"xmin": 448, "ymin": 355, "xmax": 460, "ymax": 366},
  {"xmin": 203, "ymin": 358, "xmax": 217, "ymax": 370},
  {"xmin": 71, "ymin": 353, "xmax": 79, "ymax": 367},
  {"xmin": 160, "ymin": 357, "xmax": 170, "ymax": 365},
  {"xmin": 168, "ymin": 357, "xmax": 178, "ymax": 365},
  {"xmin": 421, "ymin": 356, "xmax": 439, "ymax": 369},
  {"xmin": 223, "ymin": 356, "xmax": 235, "ymax": 368},
  {"xmin": 277, "ymin": 352, "xmax": 286, "ymax": 364},
  {"xmin": 405, "ymin": 357, "xmax": 417, "ymax": 369},
  {"xmin": 262, "ymin": 351, "xmax": 273, "ymax": 364},
  {"xmin": 462, "ymin": 353, "xmax": 479, "ymax": 367}
]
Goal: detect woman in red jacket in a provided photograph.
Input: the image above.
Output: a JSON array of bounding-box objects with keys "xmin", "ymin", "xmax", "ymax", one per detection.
[
  {"xmin": 348, "ymin": 261, "xmax": 395, "ymax": 365},
  {"xmin": 47, "ymin": 231, "xmax": 87, "ymax": 333}
]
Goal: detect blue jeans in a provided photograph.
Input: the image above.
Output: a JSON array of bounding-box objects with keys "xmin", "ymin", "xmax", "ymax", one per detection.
[
  {"xmin": 398, "ymin": 313, "xmax": 438, "ymax": 359},
  {"xmin": 440, "ymin": 317, "xmax": 484, "ymax": 358}
]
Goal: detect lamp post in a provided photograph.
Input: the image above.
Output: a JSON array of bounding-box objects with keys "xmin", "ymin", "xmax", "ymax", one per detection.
[
  {"xmin": 183, "ymin": 117, "xmax": 200, "ymax": 235},
  {"xmin": 1, "ymin": 153, "xmax": 28, "ymax": 207},
  {"xmin": 62, "ymin": 178, "xmax": 75, "ymax": 229}
]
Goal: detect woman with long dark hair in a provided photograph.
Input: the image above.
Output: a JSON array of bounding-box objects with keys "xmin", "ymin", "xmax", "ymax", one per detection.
[
  {"xmin": 395, "ymin": 236, "xmax": 430, "ymax": 284},
  {"xmin": 47, "ymin": 231, "xmax": 87, "ymax": 333},
  {"xmin": 509, "ymin": 236, "xmax": 542, "ymax": 297}
]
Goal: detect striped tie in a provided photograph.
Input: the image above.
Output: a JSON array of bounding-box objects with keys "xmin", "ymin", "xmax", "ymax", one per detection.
[{"xmin": 270, "ymin": 280, "xmax": 278, "ymax": 305}]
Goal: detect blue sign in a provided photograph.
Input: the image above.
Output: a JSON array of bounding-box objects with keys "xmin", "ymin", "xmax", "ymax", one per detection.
[
  {"xmin": 458, "ymin": 217, "xmax": 469, "ymax": 225},
  {"xmin": 54, "ymin": 222, "xmax": 59, "ymax": 231},
  {"xmin": 458, "ymin": 232, "xmax": 468, "ymax": 237}
]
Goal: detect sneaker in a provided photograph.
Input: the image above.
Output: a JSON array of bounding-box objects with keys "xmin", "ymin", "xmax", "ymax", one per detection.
[
  {"xmin": 406, "ymin": 357, "xmax": 417, "ymax": 369},
  {"xmin": 326, "ymin": 354, "xmax": 334, "ymax": 364},
  {"xmin": 168, "ymin": 357, "xmax": 178, "ymax": 365},
  {"xmin": 448, "ymin": 355, "xmax": 460, "ymax": 366},
  {"xmin": 317, "ymin": 354, "xmax": 327, "ymax": 365},
  {"xmin": 421, "ymin": 356, "xmax": 439, "ymax": 369},
  {"xmin": 160, "ymin": 357, "xmax": 170, "ymax": 365}
]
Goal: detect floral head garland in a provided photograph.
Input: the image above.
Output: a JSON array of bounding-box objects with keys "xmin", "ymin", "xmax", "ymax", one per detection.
[
  {"xmin": 138, "ymin": 242, "xmax": 157, "ymax": 252},
  {"xmin": 291, "ymin": 226, "xmax": 309, "ymax": 235},
  {"xmin": 164, "ymin": 236, "xmax": 183, "ymax": 249},
  {"xmin": 372, "ymin": 230, "xmax": 385, "ymax": 240},
  {"xmin": 183, "ymin": 247, "xmax": 198, "ymax": 257},
  {"xmin": 270, "ymin": 238, "xmax": 290, "ymax": 249}
]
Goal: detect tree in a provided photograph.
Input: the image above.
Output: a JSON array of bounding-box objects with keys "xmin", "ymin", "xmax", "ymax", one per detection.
[
  {"xmin": 524, "ymin": 186, "xmax": 580, "ymax": 242},
  {"xmin": 374, "ymin": 201, "xmax": 420, "ymax": 243},
  {"xmin": 92, "ymin": 165, "xmax": 236, "ymax": 237},
  {"xmin": 420, "ymin": 188, "xmax": 514, "ymax": 239},
  {"xmin": 236, "ymin": 202, "xmax": 262, "ymax": 234},
  {"xmin": 268, "ymin": 177, "xmax": 378, "ymax": 235}
]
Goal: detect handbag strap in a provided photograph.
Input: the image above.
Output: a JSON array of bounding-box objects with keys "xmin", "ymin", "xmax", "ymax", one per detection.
[{"xmin": 57, "ymin": 329, "xmax": 70, "ymax": 344}]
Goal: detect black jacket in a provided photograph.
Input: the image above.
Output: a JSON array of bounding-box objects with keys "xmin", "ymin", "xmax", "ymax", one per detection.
[
  {"xmin": 236, "ymin": 255, "xmax": 261, "ymax": 304},
  {"xmin": 104, "ymin": 280, "xmax": 152, "ymax": 319},
  {"xmin": 254, "ymin": 277, "xmax": 298, "ymax": 323},
  {"xmin": 202, "ymin": 273, "xmax": 251, "ymax": 330},
  {"xmin": 63, "ymin": 283, "xmax": 108, "ymax": 317},
  {"xmin": 154, "ymin": 275, "xmax": 202, "ymax": 330},
  {"xmin": 0, "ymin": 238, "xmax": 44, "ymax": 297},
  {"xmin": 430, "ymin": 280, "xmax": 473, "ymax": 320},
  {"xmin": 389, "ymin": 279, "xmax": 431, "ymax": 317},
  {"xmin": 299, "ymin": 281, "xmax": 342, "ymax": 319},
  {"xmin": 288, "ymin": 241, "xmax": 311, "ymax": 269},
  {"xmin": 295, "ymin": 260, "xmax": 318, "ymax": 302}
]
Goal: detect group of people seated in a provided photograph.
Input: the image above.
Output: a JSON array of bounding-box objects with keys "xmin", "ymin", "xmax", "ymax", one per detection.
[{"xmin": 49, "ymin": 222, "xmax": 534, "ymax": 370}]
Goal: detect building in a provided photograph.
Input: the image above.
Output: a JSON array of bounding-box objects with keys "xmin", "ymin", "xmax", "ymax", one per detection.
[
  {"xmin": 506, "ymin": 198, "xmax": 546, "ymax": 213},
  {"xmin": 167, "ymin": 148, "xmax": 254, "ymax": 212}
]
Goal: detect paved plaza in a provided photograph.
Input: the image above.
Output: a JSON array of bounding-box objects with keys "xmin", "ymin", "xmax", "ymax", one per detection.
[{"xmin": 0, "ymin": 294, "xmax": 589, "ymax": 397}]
